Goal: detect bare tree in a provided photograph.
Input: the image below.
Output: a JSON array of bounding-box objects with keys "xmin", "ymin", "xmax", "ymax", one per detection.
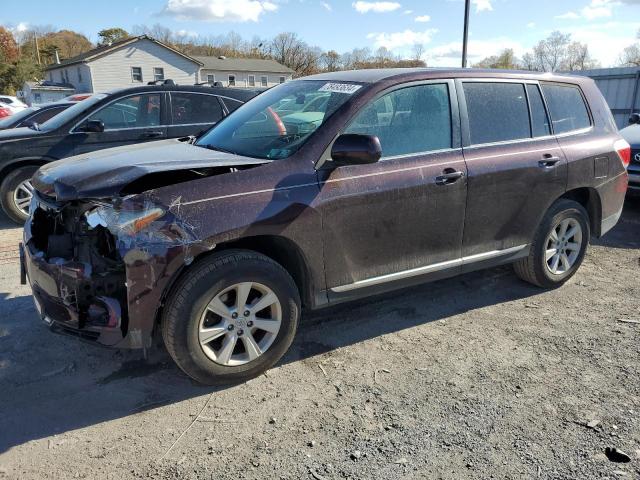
[
  {"xmin": 321, "ymin": 50, "xmax": 341, "ymax": 71},
  {"xmin": 473, "ymin": 48, "xmax": 520, "ymax": 69},
  {"xmin": 411, "ymin": 43, "xmax": 425, "ymax": 63},
  {"xmin": 563, "ymin": 41, "xmax": 599, "ymax": 71},
  {"xmin": 269, "ymin": 32, "xmax": 321, "ymax": 76},
  {"xmin": 532, "ymin": 31, "xmax": 570, "ymax": 72}
]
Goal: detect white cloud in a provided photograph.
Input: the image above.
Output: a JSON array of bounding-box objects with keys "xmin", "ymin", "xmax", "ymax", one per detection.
[
  {"xmin": 556, "ymin": 0, "xmax": 615, "ymax": 21},
  {"xmin": 162, "ymin": 0, "xmax": 278, "ymax": 22},
  {"xmin": 415, "ymin": 15, "xmax": 431, "ymax": 22},
  {"xmin": 555, "ymin": 11, "xmax": 580, "ymax": 19},
  {"xmin": 321, "ymin": 1, "xmax": 332, "ymax": 11},
  {"xmin": 472, "ymin": 0, "xmax": 493, "ymax": 12},
  {"xmin": 562, "ymin": 21, "xmax": 639, "ymax": 66},
  {"xmin": 353, "ymin": 1, "xmax": 401, "ymax": 13},
  {"xmin": 426, "ymin": 38, "xmax": 525, "ymax": 67},
  {"xmin": 403, "ymin": 9, "xmax": 413, "ymax": 14},
  {"xmin": 367, "ymin": 28, "xmax": 438, "ymax": 50}
]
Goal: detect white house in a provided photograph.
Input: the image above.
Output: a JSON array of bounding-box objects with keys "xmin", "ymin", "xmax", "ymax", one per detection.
[
  {"xmin": 44, "ymin": 35, "xmax": 203, "ymax": 93},
  {"xmin": 43, "ymin": 35, "xmax": 294, "ymax": 94},
  {"xmin": 194, "ymin": 56, "xmax": 294, "ymax": 88}
]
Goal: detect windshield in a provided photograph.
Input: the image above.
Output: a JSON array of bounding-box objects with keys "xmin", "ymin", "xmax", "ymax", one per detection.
[
  {"xmin": 196, "ymin": 80, "xmax": 362, "ymax": 159},
  {"xmin": 39, "ymin": 94, "xmax": 107, "ymax": 131},
  {"xmin": 0, "ymin": 107, "xmax": 38, "ymax": 128}
]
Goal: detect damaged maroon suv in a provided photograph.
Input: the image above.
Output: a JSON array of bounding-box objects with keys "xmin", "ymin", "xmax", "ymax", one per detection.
[{"xmin": 21, "ymin": 69, "xmax": 629, "ymax": 384}]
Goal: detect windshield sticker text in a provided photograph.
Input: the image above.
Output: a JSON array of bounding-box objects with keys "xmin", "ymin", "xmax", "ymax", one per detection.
[{"xmin": 319, "ymin": 83, "xmax": 362, "ymax": 95}]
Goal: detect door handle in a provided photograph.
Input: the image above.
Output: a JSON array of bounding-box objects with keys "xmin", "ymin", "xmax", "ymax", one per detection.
[
  {"xmin": 435, "ymin": 169, "xmax": 465, "ymax": 185},
  {"xmin": 142, "ymin": 131, "xmax": 163, "ymax": 138},
  {"xmin": 538, "ymin": 154, "xmax": 561, "ymax": 168}
]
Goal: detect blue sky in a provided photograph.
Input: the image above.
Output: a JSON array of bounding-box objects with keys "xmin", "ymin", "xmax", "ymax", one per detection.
[{"xmin": 2, "ymin": 0, "xmax": 640, "ymax": 67}]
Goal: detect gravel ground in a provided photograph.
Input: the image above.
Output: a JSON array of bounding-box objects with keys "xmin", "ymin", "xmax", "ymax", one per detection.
[{"xmin": 0, "ymin": 200, "xmax": 639, "ymax": 480}]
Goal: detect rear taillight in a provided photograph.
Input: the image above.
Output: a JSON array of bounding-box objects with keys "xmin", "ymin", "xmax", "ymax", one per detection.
[
  {"xmin": 0, "ymin": 107, "xmax": 11, "ymax": 118},
  {"xmin": 614, "ymin": 138, "xmax": 631, "ymax": 167}
]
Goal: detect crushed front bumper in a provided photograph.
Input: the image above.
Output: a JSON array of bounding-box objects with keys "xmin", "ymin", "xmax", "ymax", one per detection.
[{"xmin": 22, "ymin": 194, "xmax": 207, "ymax": 350}]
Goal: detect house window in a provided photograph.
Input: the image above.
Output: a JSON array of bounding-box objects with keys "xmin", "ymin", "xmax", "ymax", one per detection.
[
  {"xmin": 154, "ymin": 67, "xmax": 165, "ymax": 82},
  {"xmin": 228, "ymin": 75, "xmax": 236, "ymax": 87},
  {"xmin": 248, "ymin": 75, "xmax": 256, "ymax": 87},
  {"xmin": 279, "ymin": 76, "xmax": 286, "ymax": 84},
  {"xmin": 131, "ymin": 67, "xmax": 143, "ymax": 83},
  {"xmin": 207, "ymin": 74, "xmax": 215, "ymax": 85},
  {"xmin": 34, "ymin": 93, "xmax": 42, "ymax": 103},
  {"xmin": 261, "ymin": 76, "xmax": 268, "ymax": 87},
  {"xmin": 77, "ymin": 67, "xmax": 83, "ymax": 83}
]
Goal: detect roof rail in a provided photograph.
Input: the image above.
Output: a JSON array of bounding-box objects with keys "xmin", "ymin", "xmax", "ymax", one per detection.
[{"xmin": 147, "ymin": 79, "xmax": 176, "ymax": 86}]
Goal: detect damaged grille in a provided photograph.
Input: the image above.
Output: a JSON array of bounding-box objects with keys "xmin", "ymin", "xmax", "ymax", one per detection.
[{"xmin": 29, "ymin": 196, "xmax": 128, "ymax": 333}]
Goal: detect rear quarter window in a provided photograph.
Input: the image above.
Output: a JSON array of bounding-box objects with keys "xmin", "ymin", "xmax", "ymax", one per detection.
[
  {"xmin": 463, "ymin": 82, "xmax": 531, "ymax": 145},
  {"xmin": 540, "ymin": 84, "xmax": 591, "ymax": 135}
]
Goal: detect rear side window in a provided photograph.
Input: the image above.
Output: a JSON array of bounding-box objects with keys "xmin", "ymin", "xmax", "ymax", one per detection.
[
  {"xmin": 526, "ymin": 84, "xmax": 551, "ymax": 137},
  {"xmin": 541, "ymin": 84, "xmax": 591, "ymax": 134},
  {"xmin": 345, "ymin": 83, "xmax": 452, "ymax": 158},
  {"xmin": 171, "ymin": 93, "xmax": 223, "ymax": 125},
  {"xmin": 463, "ymin": 82, "xmax": 530, "ymax": 145},
  {"xmin": 222, "ymin": 98, "xmax": 244, "ymax": 113}
]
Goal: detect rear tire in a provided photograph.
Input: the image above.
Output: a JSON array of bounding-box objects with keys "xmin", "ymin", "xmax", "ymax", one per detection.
[
  {"xmin": 161, "ymin": 250, "xmax": 300, "ymax": 385},
  {"xmin": 514, "ymin": 199, "xmax": 590, "ymax": 288},
  {"xmin": 0, "ymin": 166, "xmax": 39, "ymax": 224}
]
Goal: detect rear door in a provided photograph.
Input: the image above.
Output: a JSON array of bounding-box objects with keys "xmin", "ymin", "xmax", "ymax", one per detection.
[
  {"xmin": 167, "ymin": 92, "xmax": 225, "ymax": 139},
  {"xmin": 458, "ymin": 80, "xmax": 567, "ymax": 259},
  {"xmin": 72, "ymin": 93, "xmax": 167, "ymax": 155},
  {"xmin": 316, "ymin": 80, "xmax": 468, "ymax": 298}
]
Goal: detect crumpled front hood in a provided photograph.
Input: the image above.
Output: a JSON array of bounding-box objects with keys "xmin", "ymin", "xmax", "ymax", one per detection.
[{"xmin": 32, "ymin": 139, "xmax": 269, "ymax": 201}]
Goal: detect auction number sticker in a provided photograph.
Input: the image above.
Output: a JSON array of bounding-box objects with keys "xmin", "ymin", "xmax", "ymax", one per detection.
[{"xmin": 319, "ymin": 83, "xmax": 362, "ymax": 94}]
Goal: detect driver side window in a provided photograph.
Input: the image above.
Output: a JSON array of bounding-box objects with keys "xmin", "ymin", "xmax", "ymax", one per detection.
[
  {"xmin": 86, "ymin": 94, "xmax": 161, "ymax": 130},
  {"xmin": 344, "ymin": 84, "xmax": 452, "ymax": 159}
]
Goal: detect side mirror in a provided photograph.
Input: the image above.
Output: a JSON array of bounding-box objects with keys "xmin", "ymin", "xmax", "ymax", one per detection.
[
  {"xmin": 83, "ymin": 120, "xmax": 105, "ymax": 133},
  {"xmin": 629, "ymin": 113, "xmax": 640, "ymax": 125},
  {"xmin": 330, "ymin": 134, "xmax": 382, "ymax": 166},
  {"xmin": 20, "ymin": 120, "xmax": 39, "ymax": 130}
]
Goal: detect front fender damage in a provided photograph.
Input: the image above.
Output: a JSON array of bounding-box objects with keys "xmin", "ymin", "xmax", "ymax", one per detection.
[{"xmin": 87, "ymin": 195, "xmax": 216, "ymax": 348}]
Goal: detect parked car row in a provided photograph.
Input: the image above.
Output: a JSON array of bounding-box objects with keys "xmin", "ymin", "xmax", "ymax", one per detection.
[
  {"xmin": 0, "ymin": 84, "xmax": 260, "ymax": 223},
  {"xmin": 18, "ymin": 68, "xmax": 629, "ymax": 385}
]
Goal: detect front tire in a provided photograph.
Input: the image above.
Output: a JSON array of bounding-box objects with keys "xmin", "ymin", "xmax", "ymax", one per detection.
[
  {"xmin": 514, "ymin": 199, "xmax": 590, "ymax": 288},
  {"xmin": 162, "ymin": 250, "xmax": 300, "ymax": 385},
  {"xmin": 0, "ymin": 166, "xmax": 39, "ymax": 224}
]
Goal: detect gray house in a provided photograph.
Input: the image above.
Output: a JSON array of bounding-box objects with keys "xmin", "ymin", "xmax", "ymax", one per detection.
[
  {"xmin": 194, "ymin": 56, "xmax": 294, "ymax": 88},
  {"xmin": 19, "ymin": 81, "xmax": 75, "ymax": 106},
  {"xmin": 44, "ymin": 35, "xmax": 203, "ymax": 93}
]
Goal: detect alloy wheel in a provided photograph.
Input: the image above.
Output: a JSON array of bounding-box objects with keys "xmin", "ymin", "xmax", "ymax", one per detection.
[
  {"xmin": 544, "ymin": 218, "xmax": 583, "ymax": 275},
  {"xmin": 12, "ymin": 179, "xmax": 34, "ymax": 217},
  {"xmin": 198, "ymin": 282, "xmax": 282, "ymax": 366}
]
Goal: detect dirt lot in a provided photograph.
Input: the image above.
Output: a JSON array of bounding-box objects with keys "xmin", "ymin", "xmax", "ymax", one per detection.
[{"xmin": 0, "ymin": 200, "xmax": 639, "ymax": 480}]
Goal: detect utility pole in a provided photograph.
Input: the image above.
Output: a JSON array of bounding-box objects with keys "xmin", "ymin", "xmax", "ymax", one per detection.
[
  {"xmin": 462, "ymin": 0, "xmax": 471, "ymax": 68},
  {"xmin": 34, "ymin": 33, "xmax": 41, "ymax": 65}
]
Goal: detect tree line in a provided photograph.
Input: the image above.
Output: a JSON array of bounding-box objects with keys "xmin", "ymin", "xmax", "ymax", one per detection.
[{"xmin": 1, "ymin": 23, "xmax": 640, "ymax": 96}]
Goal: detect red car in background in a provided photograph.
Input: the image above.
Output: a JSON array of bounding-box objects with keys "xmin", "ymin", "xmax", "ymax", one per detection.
[{"xmin": 0, "ymin": 105, "xmax": 13, "ymax": 118}]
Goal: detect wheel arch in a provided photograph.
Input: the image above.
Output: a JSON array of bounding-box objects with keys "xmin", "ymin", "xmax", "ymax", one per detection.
[
  {"xmin": 0, "ymin": 157, "xmax": 53, "ymax": 182},
  {"xmin": 558, "ymin": 187, "xmax": 602, "ymax": 237}
]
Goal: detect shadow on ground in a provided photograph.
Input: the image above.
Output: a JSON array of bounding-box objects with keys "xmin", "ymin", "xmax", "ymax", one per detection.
[{"xmin": 0, "ymin": 198, "xmax": 638, "ymax": 453}]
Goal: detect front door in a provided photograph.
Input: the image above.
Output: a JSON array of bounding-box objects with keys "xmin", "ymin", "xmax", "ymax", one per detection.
[
  {"xmin": 73, "ymin": 92, "xmax": 167, "ymax": 155},
  {"xmin": 316, "ymin": 81, "xmax": 468, "ymax": 299},
  {"xmin": 457, "ymin": 80, "xmax": 568, "ymax": 258}
]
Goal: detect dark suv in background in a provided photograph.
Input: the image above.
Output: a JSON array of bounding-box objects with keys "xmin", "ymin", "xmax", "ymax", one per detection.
[
  {"xmin": 0, "ymin": 84, "xmax": 260, "ymax": 223},
  {"xmin": 21, "ymin": 69, "xmax": 628, "ymax": 385},
  {"xmin": 619, "ymin": 114, "xmax": 640, "ymax": 194}
]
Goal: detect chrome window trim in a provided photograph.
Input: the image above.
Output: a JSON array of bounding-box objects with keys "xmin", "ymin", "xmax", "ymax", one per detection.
[
  {"xmin": 69, "ymin": 91, "xmax": 230, "ymax": 134},
  {"xmin": 330, "ymin": 245, "xmax": 528, "ymax": 293}
]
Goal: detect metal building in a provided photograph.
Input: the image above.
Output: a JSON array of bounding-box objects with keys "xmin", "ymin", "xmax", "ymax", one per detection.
[{"xmin": 578, "ymin": 66, "xmax": 640, "ymax": 129}]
